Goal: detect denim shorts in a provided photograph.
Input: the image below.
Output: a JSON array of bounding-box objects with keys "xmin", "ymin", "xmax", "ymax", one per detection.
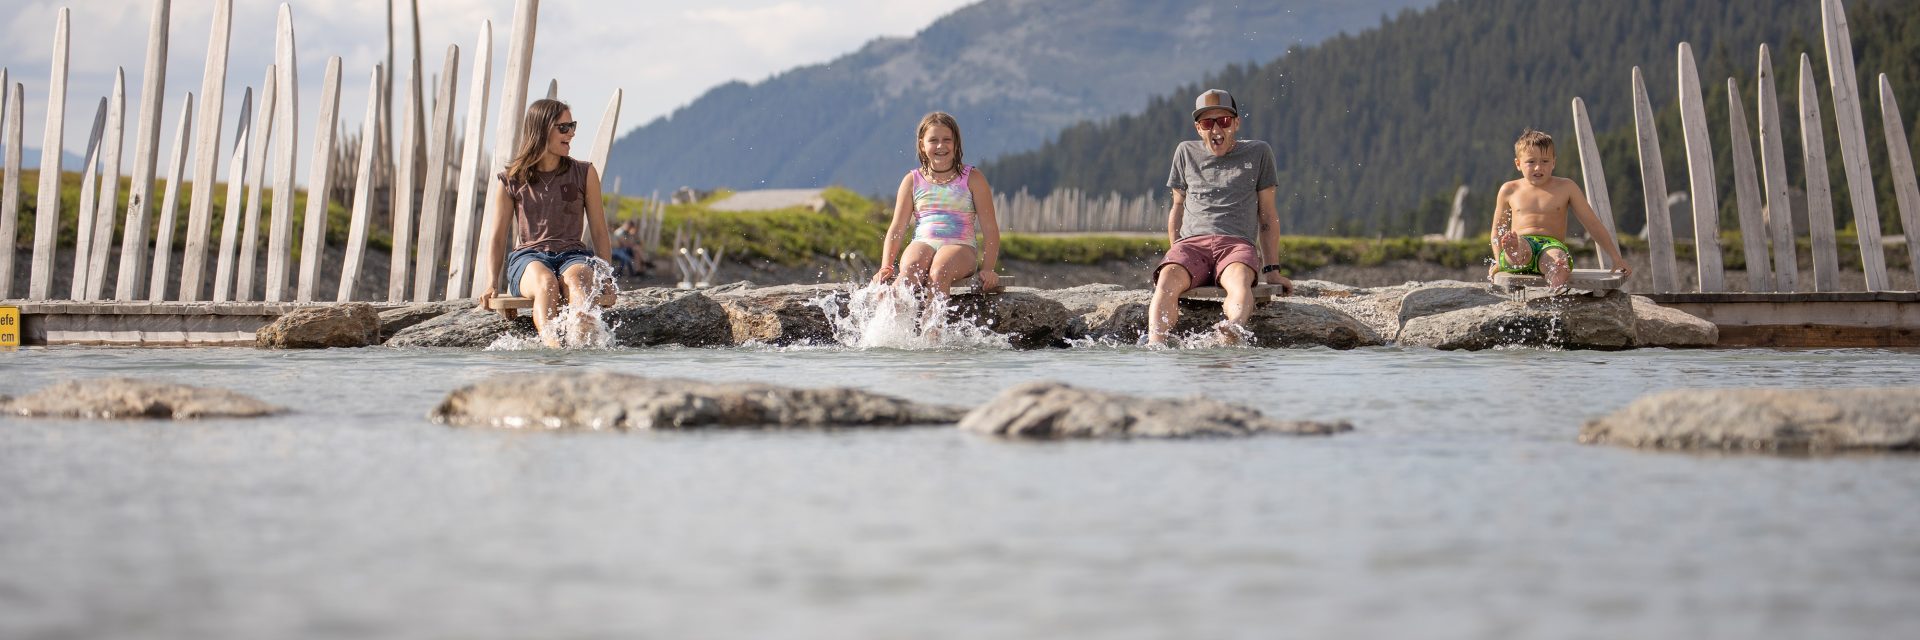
[{"xmin": 505, "ymin": 247, "xmax": 599, "ymax": 296}]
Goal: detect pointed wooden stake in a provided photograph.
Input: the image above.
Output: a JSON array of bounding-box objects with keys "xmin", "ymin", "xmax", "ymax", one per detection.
[
  {"xmin": 1799, "ymin": 54, "xmax": 1843, "ymax": 291},
  {"xmin": 1631, "ymin": 67, "xmax": 1678, "ymax": 292},
  {"xmin": 117, "ymin": 0, "xmax": 172, "ymax": 301},
  {"xmin": 412, "ymin": 46, "xmax": 460, "ymax": 302},
  {"xmin": 339, "ymin": 65, "xmax": 383, "ymax": 301},
  {"xmin": 29, "ymin": 8, "xmax": 70, "ymax": 300},
  {"xmin": 212, "ymin": 88, "xmax": 251, "ymax": 301},
  {"xmin": 150, "ymin": 92, "xmax": 193, "ymax": 301},
  {"xmin": 546, "ymin": 79, "xmax": 557, "ymax": 100},
  {"xmin": 1725, "ymin": 79, "xmax": 1772, "ymax": 290},
  {"xmin": 178, "ymin": 0, "xmax": 231, "ymax": 302},
  {"xmin": 266, "ymin": 4, "xmax": 299, "ymax": 302},
  {"xmin": 70, "ymin": 98, "xmax": 107, "ymax": 301},
  {"xmin": 474, "ymin": 0, "xmax": 539, "ymax": 297},
  {"xmin": 1570, "ymin": 97, "xmax": 1619, "ymax": 271},
  {"xmin": 1821, "ymin": 0, "xmax": 1888, "ymax": 290},
  {"xmin": 0, "ymin": 81, "xmax": 20, "ymax": 299},
  {"xmin": 387, "ymin": 58, "xmax": 422, "ymax": 302},
  {"xmin": 236, "ymin": 65, "xmax": 275, "ymax": 301},
  {"xmin": 447, "ymin": 20, "xmax": 493, "ymax": 300},
  {"xmin": 1880, "ymin": 73, "xmax": 1920, "ymax": 287},
  {"xmin": 296, "ymin": 56, "xmax": 343, "ymax": 302},
  {"xmin": 1677, "ymin": 43, "xmax": 1725, "ymax": 292},
  {"xmin": 1755, "ymin": 45, "xmax": 1800, "ymax": 291},
  {"xmin": 84, "ymin": 71, "xmax": 127, "ymax": 300}
]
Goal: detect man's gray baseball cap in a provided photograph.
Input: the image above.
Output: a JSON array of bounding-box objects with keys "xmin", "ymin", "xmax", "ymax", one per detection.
[{"xmin": 1192, "ymin": 89, "xmax": 1239, "ymax": 121}]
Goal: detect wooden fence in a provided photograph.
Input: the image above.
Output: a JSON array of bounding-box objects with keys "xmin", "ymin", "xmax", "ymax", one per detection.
[
  {"xmin": 993, "ymin": 188, "xmax": 1163, "ymax": 234},
  {"xmin": 1, "ymin": 0, "xmax": 625, "ymax": 304}
]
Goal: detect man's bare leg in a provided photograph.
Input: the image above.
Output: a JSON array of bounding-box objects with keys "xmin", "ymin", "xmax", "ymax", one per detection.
[
  {"xmin": 1147, "ymin": 265, "xmax": 1192, "ymax": 347},
  {"xmin": 1216, "ymin": 262, "xmax": 1257, "ymax": 345}
]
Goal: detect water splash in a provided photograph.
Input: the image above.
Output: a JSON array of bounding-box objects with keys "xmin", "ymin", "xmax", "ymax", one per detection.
[
  {"xmin": 484, "ymin": 259, "xmax": 618, "ymax": 351},
  {"xmin": 813, "ymin": 283, "xmax": 1010, "ymax": 350}
]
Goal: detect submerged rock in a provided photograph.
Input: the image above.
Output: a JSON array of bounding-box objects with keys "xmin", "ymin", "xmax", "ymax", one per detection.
[
  {"xmin": 432, "ymin": 371, "xmax": 968, "ymax": 430},
  {"xmin": 1631, "ymin": 295, "xmax": 1717, "ymax": 348},
  {"xmin": 959, "ymin": 381, "xmax": 1354, "ymax": 439},
  {"xmin": 256, "ymin": 303, "xmax": 381, "ymax": 348},
  {"xmin": 1397, "ymin": 291, "xmax": 1634, "ymax": 350},
  {"xmin": 1580, "ymin": 387, "xmax": 1920, "ymax": 453},
  {"xmin": 1, "ymin": 378, "xmax": 284, "ymax": 419},
  {"xmin": 605, "ymin": 289, "xmax": 732, "ymax": 347}
]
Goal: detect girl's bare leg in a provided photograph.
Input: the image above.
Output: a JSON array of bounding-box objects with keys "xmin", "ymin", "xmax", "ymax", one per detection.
[
  {"xmin": 560, "ymin": 262, "xmax": 602, "ymax": 345},
  {"xmin": 519, "ymin": 264, "xmax": 564, "ymax": 347}
]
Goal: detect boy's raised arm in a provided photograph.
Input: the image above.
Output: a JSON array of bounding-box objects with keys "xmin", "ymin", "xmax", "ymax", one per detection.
[{"xmin": 1567, "ymin": 185, "xmax": 1632, "ymax": 275}]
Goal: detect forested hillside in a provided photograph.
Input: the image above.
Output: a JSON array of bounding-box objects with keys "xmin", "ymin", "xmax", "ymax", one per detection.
[
  {"xmin": 603, "ymin": 0, "xmax": 1432, "ymax": 196},
  {"xmin": 986, "ymin": 0, "xmax": 1920, "ymax": 237}
]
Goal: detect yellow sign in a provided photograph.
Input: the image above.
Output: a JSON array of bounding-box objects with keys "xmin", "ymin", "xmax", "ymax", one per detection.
[{"xmin": 0, "ymin": 306, "xmax": 17, "ymax": 347}]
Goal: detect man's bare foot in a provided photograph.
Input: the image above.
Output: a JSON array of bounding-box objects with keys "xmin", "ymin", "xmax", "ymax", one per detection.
[
  {"xmin": 1213, "ymin": 320, "xmax": 1251, "ymax": 346},
  {"xmin": 1142, "ymin": 331, "xmax": 1172, "ymax": 349}
]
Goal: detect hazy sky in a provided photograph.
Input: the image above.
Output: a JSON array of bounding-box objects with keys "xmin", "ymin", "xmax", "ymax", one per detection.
[{"xmin": 0, "ymin": 0, "xmax": 972, "ymax": 177}]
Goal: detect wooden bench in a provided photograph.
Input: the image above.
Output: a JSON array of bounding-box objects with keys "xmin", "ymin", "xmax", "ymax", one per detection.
[
  {"xmin": 485, "ymin": 292, "xmax": 619, "ymax": 310},
  {"xmin": 1181, "ymin": 284, "xmax": 1283, "ymax": 305},
  {"xmin": 1492, "ymin": 269, "xmax": 1627, "ymax": 299},
  {"xmin": 953, "ymin": 275, "xmax": 1015, "ymax": 295}
]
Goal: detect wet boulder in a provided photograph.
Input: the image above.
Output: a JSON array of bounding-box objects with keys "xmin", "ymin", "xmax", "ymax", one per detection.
[
  {"xmin": 431, "ymin": 370, "xmax": 967, "ymax": 430},
  {"xmin": 710, "ymin": 283, "xmax": 844, "ymax": 345},
  {"xmin": 384, "ymin": 308, "xmax": 528, "ymax": 348},
  {"xmin": 1, "ymin": 378, "xmax": 285, "ymax": 419},
  {"xmin": 1396, "ymin": 291, "xmax": 1635, "ymax": 350},
  {"xmin": 1631, "ymin": 296, "xmax": 1717, "ymax": 348},
  {"xmin": 1580, "ymin": 387, "xmax": 1920, "ymax": 453},
  {"xmin": 959, "ymin": 381, "xmax": 1353, "ymax": 439},
  {"xmin": 256, "ymin": 303, "xmax": 381, "ymax": 349},
  {"xmin": 604, "ymin": 289, "xmax": 732, "ymax": 347},
  {"xmin": 378, "ymin": 299, "xmax": 471, "ymax": 339},
  {"xmin": 945, "ymin": 290, "xmax": 1073, "ymax": 349},
  {"xmin": 1245, "ymin": 301, "xmax": 1382, "ymax": 349}
]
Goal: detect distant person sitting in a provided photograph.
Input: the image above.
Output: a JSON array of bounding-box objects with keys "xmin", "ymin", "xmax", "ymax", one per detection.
[
  {"xmin": 478, "ymin": 98, "xmax": 615, "ymax": 348},
  {"xmin": 610, "ymin": 220, "xmax": 638, "ymax": 277},
  {"xmin": 1146, "ymin": 89, "xmax": 1292, "ymax": 347},
  {"xmin": 1489, "ymin": 129, "xmax": 1630, "ymax": 288}
]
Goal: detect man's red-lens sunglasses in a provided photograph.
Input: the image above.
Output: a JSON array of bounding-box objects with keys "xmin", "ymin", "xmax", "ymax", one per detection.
[{"xmin": 1197, "ymin": 115, "xmax": 1236, "ymax": 130}]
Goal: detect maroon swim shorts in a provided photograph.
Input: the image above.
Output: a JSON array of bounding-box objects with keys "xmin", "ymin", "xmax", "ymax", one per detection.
[{"xmin": 1154, "ymin": 234, "xmax": 1260, "ymax": 288}]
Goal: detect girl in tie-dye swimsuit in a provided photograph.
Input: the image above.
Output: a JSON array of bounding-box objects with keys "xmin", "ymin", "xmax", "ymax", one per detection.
[{"xmin": 873, "ymin": 112, "xmax": 1002, "ymax": 297}]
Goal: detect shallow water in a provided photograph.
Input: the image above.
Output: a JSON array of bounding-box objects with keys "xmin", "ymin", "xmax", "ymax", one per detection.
[{"xmin": 4, "ymin": 344, "xmax": 1920, "ymax": 639}]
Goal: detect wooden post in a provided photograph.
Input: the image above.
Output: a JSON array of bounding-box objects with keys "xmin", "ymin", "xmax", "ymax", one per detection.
[
  {"xmin": 1677, "ymin": 43, "xmax": 1725, "ymax": 292},
  {"xmin": 387, "ymin": 59, "xmax": 421, "ymax": 302},
  {"xmin": 1820, "ymin": 0, "xmax": 1889, "ymax": 290},
  {"xmin": 1725, "ymin": 80, "xmax": 1773, "ymax": 290},
  {"xmin": 339, "ymin": 66, "xmax": 383, "ymax": 301},
  {"xmin": 1631, "ymin": 67, "xmax": 1678, "ymax": 292},
  {"xmin": 0, "ymin": 81, "xmax": 19, "ymax": 299},
  {"xmin": 1570, "ymin": 97, "xmax": 1620, "ymax": 270},
  {"xmin": 447, "ymin": 20, "xmax": 493, "ymax": 300},
  {"xmin": 69, "ymin": 98, "xmax": 106, "ymax": 302},
  {"xmin": 296, "ymin": 56, "xmax": 342, "ymax": 302},
  {"xmin": 266, "ymin": 4, "xmax": 299, "ymax": 302},
  {"xmin": 1880, "ymin": 73, "xmax": 1920, "ymax": 287},
  {"xmin": 178, "ymin": 0, "xmax": 231, "ymax": 302},
  {"xmin": 212, "ymin": 88, "xmax": 251, "ymax": 301},
  {"xmin": 149, "ymin": 93, "xmax": 192, "ymax": 301},
  {"xmin": 235, "ymin": 65, "xmax": 275, "ymax": 301},
  {"xmin": 412, "ymin": 45, "xmax": 459, "ymax": 302},
  {"xmin": 84, "ymin": 71, "xmax": 127, "ymax": 300},
  {"xmin": 581, "ymin": 89, "xmax": 621, "ymax": 249},
  {"xmin": 1755, "ymin": 45, "xmax": 1800, "ymax": 292},
  {"xmin": 546, "ymin": 79, "xmax": 557, "ymax": 100},
  {"xmin": 29, "ymin": 8, "xmax": 70, "ymax": 300},
  {"xmin": 474, "ymin": 0, "xmax": 539, "ymax": 297},
  {"xmin": 117, "ymin": 0, "xmax": 171, "ymax": 301},
  {"xmin": 1799, "ymin": 54, "xmax": 1842, "ymax": 291}
]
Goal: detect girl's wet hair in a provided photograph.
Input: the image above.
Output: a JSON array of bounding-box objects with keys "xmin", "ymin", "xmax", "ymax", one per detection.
[
  {"xmin": 915, "ymin": 112, "xmax": 964, "ymax": 171},
  {"xmin": 504, "ymin": 98, "xmax": 572, "ymax": 183}
]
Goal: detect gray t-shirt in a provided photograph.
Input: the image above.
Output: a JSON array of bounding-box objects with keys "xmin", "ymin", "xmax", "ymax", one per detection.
[{"xmin": 1166, "ymin": 139, "xmax": 1279, "ymax": 243}]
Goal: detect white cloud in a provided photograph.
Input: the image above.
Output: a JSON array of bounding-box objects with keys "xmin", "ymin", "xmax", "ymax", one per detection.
[{"xmin": 0, "ymin": 0, "xmax": 970, "ymax": 183}]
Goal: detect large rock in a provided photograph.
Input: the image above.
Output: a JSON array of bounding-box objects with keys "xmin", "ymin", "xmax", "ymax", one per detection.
[
  {"xmin": 1245, "ymin": 301, "xmax": 1382, "ymax": 349},
  {"xmin": 945, "ymin": 290, "xmax": 1073, "ymax": 348},
  {"xmin": 1631, "ymin": 295, "xmax": 1717, "ymax": 348},
  {"xmin": 1397, "ymin": 291, "xmax": 1635, "ymax": 350},
  {"xmin": 1580, "ymin": 387, "xmax": 1920, "ymax": 452},
  {"xmin": 1, "ymin": 378, "xmax": 285, "ymax": 419},
  {"xmin": 604, "ymin": 289, "xmax": 732, "ymax": 347},
  {"xmin": 256, "ymin": 303, "xmax": 381, "ymax": 348},
  {"xmin": 711, "ymin": 283, "xmax": 844, "ymax": 345},
  {"xmin": 1027, "ymin": 283, "xmax": 1129, "ymax": 317},
  {"xmin": 385, "ymin": 308, "xmax": 527, "ymax": 347},
  {"xmin": 378, "ymin": 300, "xmax": 470, "ymax": 339},
  {"xmin": 431, "ymin": 370, "xmax": 967, "ymax": 430},
  {"xmin": 1393, "ymin": 281, "xmax": 1507, "ymax": 327},
  {"xmin": 959, "ymin": 381, "xmax": 1353, "ymax": 439}
]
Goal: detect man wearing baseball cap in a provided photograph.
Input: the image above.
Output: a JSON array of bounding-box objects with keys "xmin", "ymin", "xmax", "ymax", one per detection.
[{"xmin": 1145, "ymin": 89, "xmax": 1292, "ymax": 347}]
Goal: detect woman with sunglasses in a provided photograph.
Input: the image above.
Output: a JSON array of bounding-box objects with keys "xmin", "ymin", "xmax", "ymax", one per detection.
[{"xmin": 479, "ymin": 98, "xmax": 614, "ymax": 347}]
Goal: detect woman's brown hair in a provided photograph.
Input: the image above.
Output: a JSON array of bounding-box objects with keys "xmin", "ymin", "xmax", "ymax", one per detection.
[
  {"xmin": 503, "ymin": 98, "xmax": 572, "ymax": 184},
  {"xmin": 914, "ymin": 112, "xmax": 963, "ymax": 172}
]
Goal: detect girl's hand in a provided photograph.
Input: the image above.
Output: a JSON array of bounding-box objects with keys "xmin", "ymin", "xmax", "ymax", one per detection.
[
  {"xmin": 978, "ymin": 270, "xmax": 1000, "ymax": 291},
  {"xmin": 871, "ymin": 264, "xmax": 897, "ymax": 286}
]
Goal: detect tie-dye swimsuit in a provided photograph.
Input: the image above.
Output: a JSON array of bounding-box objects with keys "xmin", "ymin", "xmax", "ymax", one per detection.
[{"xmin": 911, "ymin": 165, "xmax": 977, "ymax": 249}]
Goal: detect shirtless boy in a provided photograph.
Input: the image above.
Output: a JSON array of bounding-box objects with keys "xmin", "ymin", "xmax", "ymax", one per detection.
[{"xmin": 1490, "ymin": 129, "xmax": 1631, "ymax": 287}]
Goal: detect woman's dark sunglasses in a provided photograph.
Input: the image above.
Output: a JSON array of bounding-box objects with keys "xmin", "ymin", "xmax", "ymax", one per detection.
[
  {"xmin": 1197, "ymin": 115, "xmax": 1236, "ymax": 130},
  {"xmin": 554, "ymin": 121, "xmax": 578, "ymax": 134}
]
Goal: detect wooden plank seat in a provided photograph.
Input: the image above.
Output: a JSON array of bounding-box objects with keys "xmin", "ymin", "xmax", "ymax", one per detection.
[
  {"xmin": 485, "ymin": 291, "xmax": 619, "ymax": 310},
  {"xmin": 953, "ymin": 275, "xmax": 1015, "ymax": 295},
  {"xmin": 1492, "ymin": 268, "xmax": 1627, "ymax": 297},
  {"xmin": 1181, "ymin": 284, "xmax": 1283, "ymax": 305}
]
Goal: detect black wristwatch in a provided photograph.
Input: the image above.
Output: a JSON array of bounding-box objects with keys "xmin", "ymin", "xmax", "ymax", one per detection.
[{"xmin": 1261, "ymin": 264, "xmax": 1283, "ymax": 274}]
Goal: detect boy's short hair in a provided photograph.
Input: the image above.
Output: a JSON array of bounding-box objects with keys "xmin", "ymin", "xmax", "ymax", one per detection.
[{"xmin": 1514, "ymin": 129, "xmax": 1555, "ymax": 158}]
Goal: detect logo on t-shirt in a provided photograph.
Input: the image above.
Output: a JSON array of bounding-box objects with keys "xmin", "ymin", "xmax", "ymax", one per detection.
[{"xmin": 1243, "ymin": 162, "xmax": 1253, "ymax": 169}]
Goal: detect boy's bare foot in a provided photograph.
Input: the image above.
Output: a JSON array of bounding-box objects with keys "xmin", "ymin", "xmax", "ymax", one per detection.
[{"xmin": 1498, "ymin": 230, "xmax": 1532, "ymax": 266}]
